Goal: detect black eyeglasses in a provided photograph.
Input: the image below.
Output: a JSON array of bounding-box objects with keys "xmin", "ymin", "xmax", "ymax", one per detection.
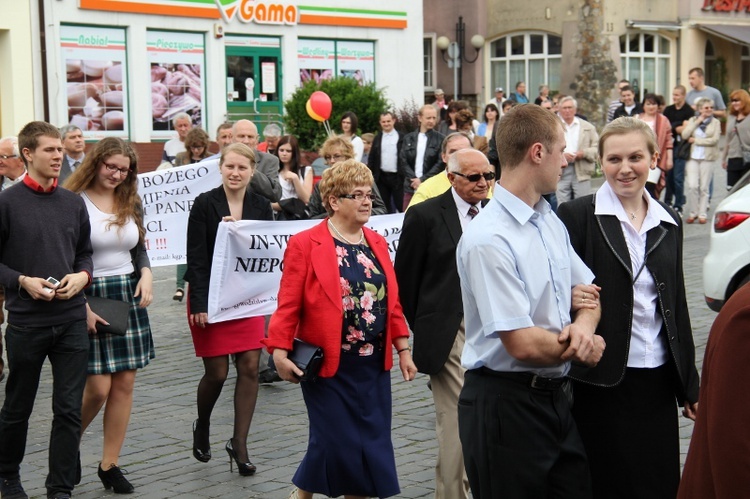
[
  {"xmin": 731, "ymin": 98, "xmax": 741, "ymax": 102},
  {"xmin": 324, "ymin": 154, "xmax": 346, "ymax": 162},
  {"xmin": 452, "ymin": 171, "xmax": 495, "ymax": 182},
  {"xmin": 339, "ymin": 192, "xmax": 374, "ymax": 202},
  {"xmin": 103, "ymin": 163, "xmax": 132, "ymax": 176},
  {"xmin": 0, "ymin": 155, "xmax": 18, "ymax": 160}
]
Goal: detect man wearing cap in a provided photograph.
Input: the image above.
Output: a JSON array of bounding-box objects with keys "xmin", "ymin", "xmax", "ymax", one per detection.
[{"xmin": 490, "ymin": 87, "xmax": 506, "ymax": 115}]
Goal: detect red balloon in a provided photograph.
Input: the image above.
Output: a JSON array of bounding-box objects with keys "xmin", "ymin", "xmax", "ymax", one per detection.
[
  {"xmin": 306, "ymin": 99, "xmax": 325, "ymax": 122},
  {"xmin": 309, "ymin": 91, "xmax": 332, "ymax": 121}
]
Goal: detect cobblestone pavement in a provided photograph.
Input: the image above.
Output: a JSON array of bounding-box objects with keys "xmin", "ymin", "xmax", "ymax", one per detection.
[{"xmin": 1, "ymin": 167, "xmax": 729, "ymax": 498}]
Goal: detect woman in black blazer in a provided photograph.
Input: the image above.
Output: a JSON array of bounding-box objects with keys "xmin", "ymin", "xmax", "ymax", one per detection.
[
  {"xmin": 558, "ymin": 117, "xmax": 699, "ymax": 498},
  {"xmin": 184, "ymin": 143, "xmax": 273, "ymax": 476}
]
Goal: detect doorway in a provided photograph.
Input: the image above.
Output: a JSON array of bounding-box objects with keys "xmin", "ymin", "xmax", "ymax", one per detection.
[{"xmin": 225, "ymin": 35, "xmax": 283, "ymax": 131}]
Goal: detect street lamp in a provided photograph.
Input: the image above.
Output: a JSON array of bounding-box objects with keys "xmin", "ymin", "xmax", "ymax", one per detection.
[{"xmin": 436, "ymin": 16, "xmax": 485, "ymax": 100}]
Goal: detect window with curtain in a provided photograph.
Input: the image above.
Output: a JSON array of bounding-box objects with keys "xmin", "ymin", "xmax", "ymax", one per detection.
[
  {"xmin": 619, "ymin": 33, "xmax": 672, "ymax": 100},
  {"xmin": 489, "ymin": 33, "xmax": 562, "ymax": 99}
]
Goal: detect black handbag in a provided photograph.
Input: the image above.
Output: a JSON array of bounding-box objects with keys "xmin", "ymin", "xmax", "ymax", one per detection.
[
  {"xmin": 87, "ymin": 295, "xmax": 130, "ymax": 336},
  {"xmin": 268, "ymin": 338, "xmax": 324, "ymax": 382},
  {"xmin": 674, "ymin": 139, "xmax": 691, "ymax": 161}
]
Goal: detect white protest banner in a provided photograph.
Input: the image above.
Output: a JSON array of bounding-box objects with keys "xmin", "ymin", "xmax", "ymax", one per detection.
[
  {"xmin": 207, "ymin": 213, "xmax": 404, "ymax": 323},
  {"xmin": 139, "ymin": 159, "xmax": 221, "ymax": 266}
]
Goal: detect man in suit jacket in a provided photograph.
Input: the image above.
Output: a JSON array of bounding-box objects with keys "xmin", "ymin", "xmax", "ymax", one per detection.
[
  {"xmin": 58, "ymin": 125, "xmax": 85, "ymax": 184},
  {"xmin": 232, "ymin": 120, "xmax": 282, "ymax": 202},
  {"xmin": 395, "ymin": 148, "xmax": 493, "ymax": 499},
  {"xmin": 556, "ymin": 96, "xmax": 599, "ymax": 205},
  {"xmin": 399, "ymin": 105, "xmax": 444, "ymax": 210},
  {"xmin": 367, "ymin": 112, "xmax": 403, "ymax": 213}
]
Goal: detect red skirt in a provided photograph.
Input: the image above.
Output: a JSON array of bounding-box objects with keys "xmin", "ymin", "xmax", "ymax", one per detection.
[{"xmin": 187, "ymin": 297, "xmax": 264, "ymax": 358}]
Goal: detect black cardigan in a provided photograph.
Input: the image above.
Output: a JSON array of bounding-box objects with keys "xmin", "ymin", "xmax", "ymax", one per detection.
[
  {"xmin": 558, "ymin": 195, "xmax": 699, "ymax": 405},
  {"xmin": 184, "ymin": 186, "xmax": 273, "ymax": 314}
]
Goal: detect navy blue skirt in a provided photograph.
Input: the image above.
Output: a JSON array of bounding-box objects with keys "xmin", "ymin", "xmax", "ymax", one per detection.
[{"xmin": 293, "ymin": 349, "xmax": 400, "ymax": 498}]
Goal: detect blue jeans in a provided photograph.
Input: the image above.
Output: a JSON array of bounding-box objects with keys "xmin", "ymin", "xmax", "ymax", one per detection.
[
  {"xmin": 665, "ymin": 158, "xmax": 686, "ymax": 209},
  {"xmin": 0, "ymin": 320, "xmax": 88, "ymax": 496}
]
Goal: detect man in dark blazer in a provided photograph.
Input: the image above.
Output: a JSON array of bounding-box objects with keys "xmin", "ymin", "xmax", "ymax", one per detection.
[
  {"xmin": 394, "ymin": 148, "xmax": 493, "ymax": 499},
  {"xmin": 399, "ymin": 105, "xmax": 444, "ymax": 210},
  {"xmin": 367, "ymin": 111, "xmax": 403, "ymax": 213}
]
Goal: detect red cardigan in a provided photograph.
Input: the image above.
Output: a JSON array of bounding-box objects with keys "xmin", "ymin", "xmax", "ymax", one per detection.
[{"xmin": 263, "ymin": 219, "xmax": 410, "ymax": 378}]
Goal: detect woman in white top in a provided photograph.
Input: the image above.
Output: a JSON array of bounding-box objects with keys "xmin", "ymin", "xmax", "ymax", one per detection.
[
  {"xmin": 340, "ymin": 111, "xmax": 364, "ymax": 162},
  {"xmin": 682, "ymin": 97, "xmax": 721, "ymax": 224},
  {"xmin": 64, "ymin": 138, "xmax": 154, "ymax": 494},
  {"xmin": 272, "ymin": 135, "xmax": 313, "ymax": 219}
]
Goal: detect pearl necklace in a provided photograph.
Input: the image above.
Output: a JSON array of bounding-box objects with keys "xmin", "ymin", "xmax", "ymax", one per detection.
[{"xmin": 328, "ymin": 219, "xmax": 364, "ymax": 245}]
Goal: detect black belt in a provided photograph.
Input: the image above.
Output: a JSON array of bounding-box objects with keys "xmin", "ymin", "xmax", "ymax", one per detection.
[{"xmin": 477, "ymin": 367, "xmax": 567, "ymax": 391}]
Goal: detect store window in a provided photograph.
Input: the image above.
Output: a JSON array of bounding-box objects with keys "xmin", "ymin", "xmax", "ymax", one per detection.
[
  {"xmin": 742, "ymin": 46, "xmax": 750, "ymax": 89},
  {"xmin": 489, "ymin": 32, "xmax": 562, "ymax": 99},
  {"xmin": 147, "ymin": 30, "xmax": 206, "ymax": 139},
  {"xmin": 619, "ymin": 33, "xmax": 671, "ymax": 100},
  {"xmin": 704, "ymin": 40, "xmax": 718, "ymax": 87},
  {"xmin": 298, "ymin": 39, "xmax": 375, "ymax": 86},
  {"xmin": 60, "ymin": 25, "xmax": 128, "ymax": 138}
]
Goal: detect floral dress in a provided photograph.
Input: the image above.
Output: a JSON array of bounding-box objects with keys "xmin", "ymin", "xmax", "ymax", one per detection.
[
  {"xmin": 293, "ymin": 239, "xmax": 400, "ymax": 498},
  {"xmin": 336, "ymin": 240, "xmax": 387, "ymax": 355}
]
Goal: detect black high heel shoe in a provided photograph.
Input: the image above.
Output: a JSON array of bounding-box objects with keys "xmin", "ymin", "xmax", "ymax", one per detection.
[
  {"xmin": 225, "ymin": 438, "xmax": 256, "ymax": 476},
  {"xmin": 192, "ymin": 419, "xmax": 211, "ymax": 462},
  {"xmin": 98, "ymin": 463, "xmax": 134, "ymax": 494}
]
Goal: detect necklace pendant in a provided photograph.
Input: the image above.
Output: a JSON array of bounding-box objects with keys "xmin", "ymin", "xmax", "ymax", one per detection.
[{"xmin": 631, "ymin": 212, "xmax": 636, "ymax": 220}]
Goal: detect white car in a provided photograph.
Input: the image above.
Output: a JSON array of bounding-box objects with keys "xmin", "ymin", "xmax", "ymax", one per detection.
[{"xmin": 703, "ymin": 172, "xmax": 750, "ymax": 311}]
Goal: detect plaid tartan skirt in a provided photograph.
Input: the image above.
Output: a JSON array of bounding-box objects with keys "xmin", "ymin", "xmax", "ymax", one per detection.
[{"xmin": 85, "ymin": 273, "xmax": 155, "ymax": 374}]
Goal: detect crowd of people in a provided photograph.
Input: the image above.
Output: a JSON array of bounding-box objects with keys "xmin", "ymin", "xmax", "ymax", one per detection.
[{"xmin": 0, "ymin": 63, "xmax": 748, "ymax": 499}]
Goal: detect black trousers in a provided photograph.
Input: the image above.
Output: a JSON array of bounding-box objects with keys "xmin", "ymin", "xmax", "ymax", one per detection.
[
  {"xmin": 376, "ymin": 171, "xmax": 403, "ymax": 214},
  {"xmin": 458, "ymin": 369, "xmax": 591, "ymax": 499}
]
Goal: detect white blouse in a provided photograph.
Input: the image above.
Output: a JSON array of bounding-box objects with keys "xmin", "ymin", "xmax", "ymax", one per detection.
[{"xmin": 82, "ymin": 192, "xmax": 138, "ymax": 278}]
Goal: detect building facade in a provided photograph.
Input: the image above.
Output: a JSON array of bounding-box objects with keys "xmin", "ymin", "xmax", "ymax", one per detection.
[
  {"xmin": 425, "ymin": 0, "xmax": 750, "ymax": 114},
  {"xmin": 18, "ymin": 0, "xmax": 422, "ymax": 143}
]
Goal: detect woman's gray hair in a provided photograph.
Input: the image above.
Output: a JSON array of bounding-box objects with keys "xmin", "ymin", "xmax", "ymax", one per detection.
[{"xmin": 695, "ymin": 97, "xmax": 715, "ymax": 110}]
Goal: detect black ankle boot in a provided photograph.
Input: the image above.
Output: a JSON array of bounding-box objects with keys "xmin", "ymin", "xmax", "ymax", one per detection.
[{"xmin": 97, "ymin": 464, "xmax": 134, "ymax": 494}]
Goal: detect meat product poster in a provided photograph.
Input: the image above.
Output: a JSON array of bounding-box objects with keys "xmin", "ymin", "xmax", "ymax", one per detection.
[
  {"xmin": 60, "ymin": 25, "xmax": 129, "ymax": 137},
  {"xmin": 147, "ymin": 30, "xmax": 206, "ymax": 138}
]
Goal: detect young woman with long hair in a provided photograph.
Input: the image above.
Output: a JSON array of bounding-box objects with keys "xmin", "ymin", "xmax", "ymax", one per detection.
[
  {"xmin": 64, "ymin": 137, "xmax": 155, "ymax": 494},
  {"xmin": 272, "ymin": 135, "xmax": 313, "ymax": 219}
]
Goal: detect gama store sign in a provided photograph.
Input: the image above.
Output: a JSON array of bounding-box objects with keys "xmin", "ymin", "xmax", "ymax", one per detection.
[{"xmin": 79, "ymin": 0, "xmax": 408, "ymax": 29}]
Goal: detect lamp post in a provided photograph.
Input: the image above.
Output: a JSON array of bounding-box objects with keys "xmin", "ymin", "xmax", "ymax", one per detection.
[{"xmin": 436, "ymin": 16, "xmax": 485, "ymax": 100}]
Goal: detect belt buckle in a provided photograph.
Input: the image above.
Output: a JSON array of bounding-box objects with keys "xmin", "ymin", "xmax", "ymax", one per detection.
[{"xmin": 530, "ymin": 375, "xmax": 545, "ymax": 389}]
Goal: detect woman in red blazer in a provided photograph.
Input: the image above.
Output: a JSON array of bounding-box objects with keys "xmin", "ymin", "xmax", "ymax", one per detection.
[{"xmin": 264, "ymin": 159, "xmax": 416, "ymax": 499}]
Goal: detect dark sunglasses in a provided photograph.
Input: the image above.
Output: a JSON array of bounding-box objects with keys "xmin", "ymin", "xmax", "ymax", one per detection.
[{"xmin": 452, "ymin": 171, "xmax": 495, "ymax": 182}]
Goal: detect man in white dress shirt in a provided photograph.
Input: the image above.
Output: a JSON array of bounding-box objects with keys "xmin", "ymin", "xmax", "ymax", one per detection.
[
  {"xmin": 456, "ymin": 104, "xmax": 604, "ymax": 498},
  {"xmin": 556, "ymin": 97, "xmax": 599, "ymax": 205},
  {"xmin": 367, "ymin": 112, "xmax": 403, "ymax": 213}
]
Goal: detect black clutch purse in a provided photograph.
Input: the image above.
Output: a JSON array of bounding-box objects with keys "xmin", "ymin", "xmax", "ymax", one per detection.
[
  {"xmin": 268, "ymin": 338, "xmax": 324, "ymax": 382},
  {"xmin": 87, "ymin": 295, "xmax": 130, "ymax": 336}
]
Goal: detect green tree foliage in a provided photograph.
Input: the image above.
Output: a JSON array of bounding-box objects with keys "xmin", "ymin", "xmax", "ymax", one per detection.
[{"xmin": 284, "ymin": 78, "xmax": 389, "ymax": 151}]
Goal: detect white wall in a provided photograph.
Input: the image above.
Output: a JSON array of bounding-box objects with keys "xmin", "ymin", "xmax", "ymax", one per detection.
[{"xmin": 0, "ymin": 1, "xmax": 35, "ymax": 136}]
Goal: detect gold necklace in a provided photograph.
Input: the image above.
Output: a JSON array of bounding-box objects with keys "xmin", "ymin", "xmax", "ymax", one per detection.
[{"xmin": 328, "ymin": 219, "xmax": 364, "ymax": 245}]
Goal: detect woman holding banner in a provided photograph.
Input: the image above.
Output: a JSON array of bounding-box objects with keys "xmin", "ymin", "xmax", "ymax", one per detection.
[
  {"xmin": 184, "ymin": 142, "xmax": 273, "ymax": 476},
  {"xmin": 64, "ymin": 137, "xmax": 154, "ymax": 493},
  {"xmin": 264, "ymin": 160, "xmax": 417, "ymax": 499}
]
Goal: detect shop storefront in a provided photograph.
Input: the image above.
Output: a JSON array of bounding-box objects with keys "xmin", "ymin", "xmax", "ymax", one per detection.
[{"xmin": 33, "ymin": 0, "xmax": 422, "ymax": 144}]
